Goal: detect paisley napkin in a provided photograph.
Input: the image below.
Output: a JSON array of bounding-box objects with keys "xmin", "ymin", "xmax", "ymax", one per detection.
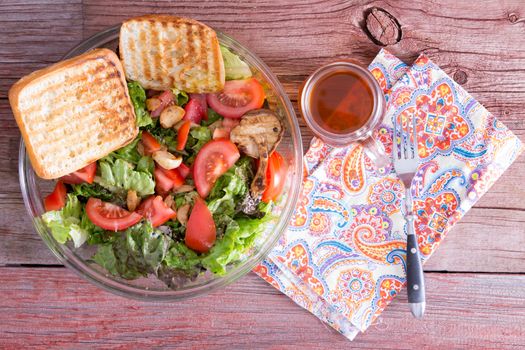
[{"xmin": 253, "ymin": 49, "xmax": 523, "ymax": 340}]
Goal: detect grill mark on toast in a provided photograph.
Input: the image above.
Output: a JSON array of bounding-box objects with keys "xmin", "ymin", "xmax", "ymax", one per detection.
[
  {"xmin": 149, "ymin": 20, "xmax": 161, "ymax": 84},
  {"xmin": 20, "ymin": 59, "xmax": 110, "ymax": 108},
  {"xmin": 30, "ymin": 90, "xmax": 129, "ymax": 147},
  {"xmin": 139, "ymin": 27, "xmax": 151, "ymax": 81},
  {"xmin": 120, "ymin": 16, "xmax": 223, "ymax": 92},
  {"xmin": 21, "ymin": 62, "xmax": 121, "ymax": 116},
  {"xmin": 14, "ymin": 49, "xmax": 136, "ymax": 178},
  {"xmin": 198, "ymin": 28, "xmax": 206, "ymax": 90}
]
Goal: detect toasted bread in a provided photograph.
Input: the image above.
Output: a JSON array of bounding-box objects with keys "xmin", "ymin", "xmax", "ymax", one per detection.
[
  {"xmin": 9, "ymin": 48, "xmax": 138, "ymax": 179},
  {"xmin": 119, "ymin": 14, "xmax": 225, "ymax": 93}
]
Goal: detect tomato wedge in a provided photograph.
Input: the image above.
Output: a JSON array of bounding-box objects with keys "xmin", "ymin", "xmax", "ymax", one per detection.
[
  {"xmin": 137, "ymin": 196, "xmax": 177, "ymax": 227},
  {"xmin": 44, "ymin": 181, "xmax": 67, "ymax": 212},
  {"xmin": 61, "ymin": 162, "xmax": 97, "ymax": 184},
  {"xmin": 193, "ymin": 139, "xmax": 240, "ymax": 198},
  {"xmin": 185, "ymin": 197, "xmax": 216, "ymax": 253},
  {"xmin": 86, "ymin": 198, "xmax": 142, "ymax": 231},
  {"xmin": 142, "ymin": 131, "xmax": 162, "ymax": 155},
  {"xmin": 151, "ymin": 90, "xmax": 174, "ymax": 117},
  {"xmin": 176, "ymin": 120, "xmax": 191, "ymax": 151},
  {"xmin": 262, "ymin": 151, "xmax": 288, "ymax": 203},
  {"xmin": 153, "ymin": 165, "xmax": 187, "ymax": 195},
  {"xmin": 207, "ymin": 78, "xmax": 265, "ymax": 119},
  {"xmin": 153, "ymin": 166, "xmax": 173, "ymax": 195},
  {"xmin": 184, "ymin": 94, "xmax": 208, "ymax": 123},
  {"xmin": 212, "ymin": 128, "xmax": 230, "ymax": 140},
  {"xmin": 177, "ymin": 163, "xmax": 191, "ymax": 179}
]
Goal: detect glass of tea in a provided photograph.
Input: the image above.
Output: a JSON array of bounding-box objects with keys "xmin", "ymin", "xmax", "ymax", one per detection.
[{"xmin": 300, "ymin": 61, "xmax": 389, "ymax": 168}]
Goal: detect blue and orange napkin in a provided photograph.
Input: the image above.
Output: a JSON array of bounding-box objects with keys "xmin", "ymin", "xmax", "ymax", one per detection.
[{"xmin": 253, "ymin": 49, "xmax": 523, "ymax": 340}]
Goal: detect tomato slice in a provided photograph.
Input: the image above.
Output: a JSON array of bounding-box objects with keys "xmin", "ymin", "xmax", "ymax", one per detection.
[
  {"xmin": 176, "ymin": 120, "xmax": 191, "ymax": 151},
  {"xmin": 177, "ymin": 163, "xmax": 191, "ymax": 179},
  {"xmin": 151, "ymin": 90, "xmax": 174, "ymax": 117},
  {"xmin": 206, "ymin": 78, "xmax": 265, "ymax": 119},
  {"xmin": 156, "ymin": 165, "xmax": 185, "ymax": 189},
  {"xmin": 154, "ymin": 166, "xmax": 175, "ymax": 194},
  {"xmin": 262, "ymin": 151, "xmax": 288, "ymax": 203},
  {"xmin": 183, "ymin": 99, "xmax": 205, "ymax": 124},
  {"xmin": 193, "ymin": 139, "xmax": 240, "ymax": 198},
  {"xmin": 137, "ymin": 195, "xmax": 177, "ymax": 227},
  {"xmin": 142, "ymin": 131, "xmax": 162, "ymax": 155},
  {"xmin": 61, "ymin": 162, "xmax": 97, "ymax": 184},
  {"xmin": 86, "ymin": 198, "xmax": 142, "ymax": 231},
  {"xmin": 185, "ymin": 197, "xmax": 216, "ymax": 253},
  {"xmin": 186, "ymin": 94, "xmax": 208, "ymax": 121},
  {"xmin": 44, "ymin": 181, "xmax": 67, "ymax": 212},
  {"xmin": 212, "ymin": 128, "xmax": 230, "ymax": 140}
]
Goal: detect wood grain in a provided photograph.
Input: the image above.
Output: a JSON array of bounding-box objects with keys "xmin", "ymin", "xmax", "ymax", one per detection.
[
  {"xmin": 1, "ymin": 1, "xmax": 525, "ymax": 347},
  {"xmin": 1, "ymin": 267, "xmax": 524, "ymax": 349},
  {"xmin": 0, "ymin": 0, "xmax": 83, "ymax": 98}
]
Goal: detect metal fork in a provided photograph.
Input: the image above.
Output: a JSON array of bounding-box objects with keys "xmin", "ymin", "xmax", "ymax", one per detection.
[{"xmin": 393, "ymin": 115, "xmax": 426, "ymax": 319}]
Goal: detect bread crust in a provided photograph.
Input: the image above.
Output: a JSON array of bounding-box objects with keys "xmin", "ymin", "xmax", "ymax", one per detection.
[
  {"xmin": 9, "ymin": 48, "xmax": 138, "ymax": 179},
  {"xmin": 119, "ymin": 14, "xmax": 225, "ymax": 92}
]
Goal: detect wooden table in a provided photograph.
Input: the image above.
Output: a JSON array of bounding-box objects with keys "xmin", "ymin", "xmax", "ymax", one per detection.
[{"xmin": 1, "ymin": 1, "xmax": 525, "ymax": 348}]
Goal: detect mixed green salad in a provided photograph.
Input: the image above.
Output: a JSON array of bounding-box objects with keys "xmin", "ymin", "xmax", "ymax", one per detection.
[{"xmin": 41, "ymin": 46, "xmax": 287, "ymax": 288}]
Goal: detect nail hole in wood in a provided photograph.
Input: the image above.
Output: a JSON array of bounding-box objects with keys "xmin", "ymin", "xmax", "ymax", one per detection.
[
  {"xmin": 453, "ymin": 70, "xmax": 468, "ymax": 85},
  {"xmin": 362, "ymin": 7, "xmax": 402, "ymax": 46}
]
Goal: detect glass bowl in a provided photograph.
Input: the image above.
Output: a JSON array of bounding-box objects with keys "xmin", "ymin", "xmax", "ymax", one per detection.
[{"xmin": 18, "ymin": 25, "xmax": 303, "ymax": 300}]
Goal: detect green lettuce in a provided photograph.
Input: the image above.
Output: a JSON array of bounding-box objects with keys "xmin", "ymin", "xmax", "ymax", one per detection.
[
  {"xmin": 171, "ymin": 88, "xmax": 189, "ymax": 107},
  {"xmin": 220, "ymin": 45, "xmax": 252, "ymax": 80},
  {"xmin": 145, "ymin": 122, "xmax": 178, "ymax": 151},
  {"xmin": 128, "ymin": 81, "xmax": 153, "ymax": 127},
  {"xmin": 105, "ymin": 136, "xmax": 142, "ymax": 164},
  {"xmin": 207, "ymin": 157, "xmax": 253, "ymax": 216},
  {"xmin": 70, "ymin": 182, "xmax": 113, "ymax": 202},
  {"xmin": 188, "ymin": 126, "xmax": 212, "ymax": 153},
  {"xmin": 164, "ymin": 242, "xmax": 202, "ymax": 272},
  {"xmin": 96, "ymin": 159, "xmax": 155, "ymax": 197},
  {"xmin": 136, "ymin": 155, "xmax": 154, "ymax": 175},
  {"xmin": 93, "ymin": 222, "xmax": 170, "ymax": 279},
  {"xmin": 42, "ymin": 194, "xmax": 89, "ymax": 248},
  {"xmin": 201, "ymin": 109, "xmax": 223, "ymax": 126},
  {"xmin": 202, "ymin": 213, "xmax": 271, "ymax": 275}
]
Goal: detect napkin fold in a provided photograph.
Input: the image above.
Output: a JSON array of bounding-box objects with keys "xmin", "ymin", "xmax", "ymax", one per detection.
[{"xmin": 253, "ymin": 49, "xmax": 523, "ymax": 340}]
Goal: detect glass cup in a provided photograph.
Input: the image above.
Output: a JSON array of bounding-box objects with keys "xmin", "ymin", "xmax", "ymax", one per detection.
[{"xmin": 300, "ymin": 61, "xmax": 389, "ymax": 168}]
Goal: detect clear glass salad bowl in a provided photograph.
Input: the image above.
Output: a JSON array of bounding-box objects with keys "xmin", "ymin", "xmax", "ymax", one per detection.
[{"xmin": 19, "ymin": 25, "xmax": 303, "ymax": 300}]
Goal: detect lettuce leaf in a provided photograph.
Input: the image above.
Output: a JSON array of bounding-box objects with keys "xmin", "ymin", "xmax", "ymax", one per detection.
[
  {"xmin": 201, "ymin": 213, "xmax": 271, "ymax": 275},
  {"xmin": 92, "ymin": 222, "xmax": 171, "ymax": 279},
  {"xmin": 188, "ymin": 126, "xmax": 212, "ymax": 153},
  {"xmin": 96, "ymin": 159, "xmax": 155, "ymax": 197},
  {"xmin": 207, "ymin": 157, "xmax": 253, "ymax": 216},
  {"xmin": 105, "ymin": 136, "xmax": 142, "ymax": 165},
  {"xmin": 201, "ymin": 109, "xmax": 223, "ymax": 126},
  {"xmin": 128, "ymin": 81, "xmax": 153, "ymax": 128},
  {"xmin": 220, "ymin": 45, "xmax": 252, "ymax": 80},
  {"xmin": 171, "ymin": 88, "xmax": 189, "ymax": 107},
  {"xmin": 136, "ymin": 155, "xmax": 154, "ymax": 175},
  {"xmin": 71, "ymin": 182, "xmax": 113, "ymax": 202},
  {"xmin": 145, "ymin": 122, "xmax": 178, "ymax": 151},
  {"xmin": 41, "ymin": 194, "xmax": 89, "ymax": 248},
  {"xmin": 164, "ymin": 241, "xmax": 202, "ymax": 272}
]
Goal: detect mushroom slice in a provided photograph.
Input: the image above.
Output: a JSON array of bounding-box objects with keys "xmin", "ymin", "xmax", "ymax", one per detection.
[
  {"xmin": 250, "ymin": 137, "xmax": 269, "ymax": 197},
  {"xmin": 152, "ymin": 150, "xmax": 182, "ymax": 169},
  {"xmin": 230, "ymin": 109, "xmax": 284, "ymax": 158}
]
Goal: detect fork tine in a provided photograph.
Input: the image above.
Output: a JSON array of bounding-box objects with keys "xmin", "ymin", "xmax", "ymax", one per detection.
[
  {"xmin": 400, "ymin": 116, "xmax": 407, "ymax": 159},
  {"xmin": 393, "ymin": 115, "xmax": 400, "ymax": 159}
]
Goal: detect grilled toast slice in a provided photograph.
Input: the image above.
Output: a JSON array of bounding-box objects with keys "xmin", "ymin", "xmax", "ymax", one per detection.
[
  {"xmin": 9, "ymin": 48, "xmax": 138, "ymax": 179},
  {"xmin": 119, "ymin": 14, "xmax": 225, "ymax": 93}
]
